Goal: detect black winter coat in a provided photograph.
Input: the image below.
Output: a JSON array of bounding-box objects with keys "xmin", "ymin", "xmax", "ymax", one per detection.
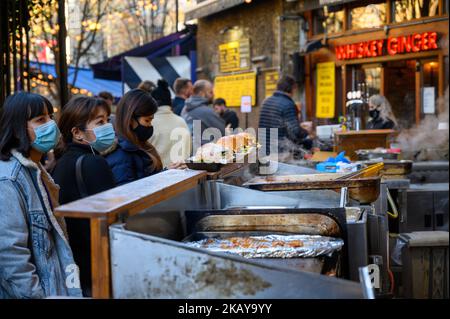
[
  {"xmin": 221, "ymin": 109, "xmax": 239, "ymax": 129},
  {"xmin": 259, "ymin": 91, "xmax": 312, "ymax": 154},
  {"xmin": 52, "ymin": 143, "xmax": 115, "ymax": 296},
  {"xmin": 52, "ymin": 143, "xmax": 116, "ymax": 204},
  {"xmin": 367, "ymin": 117, "xmax": 396, "ymax": 130}
]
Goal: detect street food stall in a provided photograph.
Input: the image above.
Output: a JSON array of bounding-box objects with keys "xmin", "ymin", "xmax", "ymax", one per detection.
[
  {"xmin": 54, "ymin": 131, "xmax": 448, "ymax": 299},
  {"xmin": 53, "ymin": 134, "xmax": 374, "ymax": 298},
  {"xmin": 55, "ymin": 169, "xmax": 368, "ymax": 299}
]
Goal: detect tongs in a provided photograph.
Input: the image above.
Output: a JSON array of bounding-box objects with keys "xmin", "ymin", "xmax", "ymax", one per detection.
[{"xmin": 335, "ymin": 162, "xmax": 384, "ymax": 180}]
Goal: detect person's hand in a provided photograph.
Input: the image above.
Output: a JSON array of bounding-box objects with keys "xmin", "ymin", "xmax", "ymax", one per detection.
[
  {"xmin": 300, "ymin": 121, "xmax": 313, "ymax": 134},
  {"xmin": 167, "ymin": 162, "xmax": 188, "ymax": 170}
]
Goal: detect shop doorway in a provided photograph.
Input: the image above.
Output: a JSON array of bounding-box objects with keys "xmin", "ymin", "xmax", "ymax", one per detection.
[
  {"xmin": 348, "ymin": 57, "xmax": 440, "ymax": 129},
  {"xmin": 384, "ymin": 60, "xmax": 416, "ymax": 129}
]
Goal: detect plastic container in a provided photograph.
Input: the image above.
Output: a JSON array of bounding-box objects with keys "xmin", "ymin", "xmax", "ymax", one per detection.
[{"xmin": 316, "ymin": 162, "xmax": 338, "ymax": 173}]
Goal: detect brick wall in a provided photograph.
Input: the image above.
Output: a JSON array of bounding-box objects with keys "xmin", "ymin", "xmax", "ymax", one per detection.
[{"xmin": 196, "ymin": 0, "xmax": 284, "ymax": 129}]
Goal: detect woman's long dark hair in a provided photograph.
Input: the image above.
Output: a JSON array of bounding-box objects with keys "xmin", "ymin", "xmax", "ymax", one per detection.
[
  {"xmin": 115, "ymin": 89, "xmax": 163, "ymax": 171},
  {"xmin": 54, "ymin": 96, "xmax": 111, "ymax": 159},
  {"xmin": 0, "ymin": 92, "xmax": 53, "ymax": 161}
]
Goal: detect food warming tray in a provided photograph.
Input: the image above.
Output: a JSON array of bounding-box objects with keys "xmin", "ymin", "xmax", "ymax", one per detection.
[{"xmin": 243, "ymin": 174, "xmax": 381, "ymax": 203}]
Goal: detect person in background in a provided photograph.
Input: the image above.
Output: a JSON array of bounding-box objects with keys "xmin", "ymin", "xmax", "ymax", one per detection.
[
  {"xmin": 213, "ymin": 98, "xmax": 239, "ymax": 130},
  {"xmin": 181, "ymin": 80, "xmax": 225, "ymax": 144},
  {"xmin": 172, "ymin": 78, "xmax": 193, "ymax": 116},
  {"xmin": 52, "ymin": 96, "xmax": 116, "ymax": 297},
  {"xmin": 367, "ymin": 94, "xmax": 397, "ymax": 130},
  {"xmin": 98, "ymin": 91, "xmax": 116, "ymax": 127},
  {"xmin": 150, "ymin": 79, "xmax": 191, "ymax": 167},
  {"xmin": 98, "ymin": 91, "xmax": 114, "ymax": 109},
  {"xmin": 259, "ymin": 75, "xmax": 313, "ymax": 156},
  {"xmin": 0, "ymin": 92, "xmax": 82, "ymax": 298},
  {"xmin": 105, "ymin": 89, "xmax": 163, "ymax": 186},
  {"xmin": 137, "ymin": 80, "xmax": 156, "ymax": 94}
]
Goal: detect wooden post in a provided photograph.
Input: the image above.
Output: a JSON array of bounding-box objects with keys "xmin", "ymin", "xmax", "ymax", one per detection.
[
  {"xmin": 11, "ymin": 0, "xmax": 17, "ymax": 92},
  {"xmin": 415, "ymin": 61, "xmax": 421, "ymax": 125},
  {"xmin": 54, "ymin": 170, "xmax": 208, "ymax": 299},
  {"xmin": 438, "ymin": 53, "xmax": 444, "ymax": 110},
  {"xmin": 386, "ymin": 0, "xmax": 392, "ymax": 24},
  {"xmin": 90, "ymin": 217, "xmax": 112, "ymax": 298},
  {"xmin": 57, "ymin": 0, "xmax": 69, "ymax": 108},
  {"xmin": 175, "ymin": 0, "xmax": 179, "ymax": 32},
  {"xmin": 342, "ymin": 64, "xmax": 347, "ymax": 116}
]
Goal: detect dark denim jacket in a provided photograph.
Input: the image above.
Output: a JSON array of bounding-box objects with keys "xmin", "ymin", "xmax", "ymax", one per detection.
[{"xmin": 0, "ymin": 150, "xmax": 82, "ymax": 298}]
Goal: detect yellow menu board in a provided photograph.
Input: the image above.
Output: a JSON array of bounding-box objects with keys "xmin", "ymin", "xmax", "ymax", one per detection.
[
  {"xmin": 265, "ymin": 71, "xmax": 279, "ymax": 98},
  {"xmin": 219, "ymin": 41, "xmax": 240, "ymax": 73},
  {"xmin": 214, "ymin": 72, "xmax": 256, "ymax": 107},
  {"xmin": 316, "ymin": 62, "xmax": 335, "ymax": 118},
  {"xmin": 219, "ymin": 39, "xmax": 250, "ymax": 73}
]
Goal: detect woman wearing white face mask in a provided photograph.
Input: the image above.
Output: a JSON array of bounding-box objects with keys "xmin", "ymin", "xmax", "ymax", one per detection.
[
  {"xmin": 0, "ymin": 92, "xmax": 82, "ymax": 298},
  {"xmin": 52, "ymin": 96, "xmax": 116, "ymax": 297}
]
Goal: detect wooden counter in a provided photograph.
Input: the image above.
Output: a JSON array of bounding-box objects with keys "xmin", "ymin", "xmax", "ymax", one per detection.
[
  {"xmin": 54, "ymin": 169, "xmax": 207, "ymax": 298},
  {"xmin": 206, "ymin": 162, "xmax": 253, "ymax": 180},
  {"xmin": 333, "ymin": 129, "xmax": 398, "ymax": 161}
]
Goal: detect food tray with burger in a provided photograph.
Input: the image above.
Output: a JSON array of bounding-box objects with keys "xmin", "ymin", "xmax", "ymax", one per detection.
[{"xmin": 185, "ymin": 132, "xmax": 259, "ymax": 172}]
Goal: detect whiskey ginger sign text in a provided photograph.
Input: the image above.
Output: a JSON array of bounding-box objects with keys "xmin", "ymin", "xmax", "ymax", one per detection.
[{"xmin": 335, "ymin": 32, "xmax": 438, "ymax": 60}]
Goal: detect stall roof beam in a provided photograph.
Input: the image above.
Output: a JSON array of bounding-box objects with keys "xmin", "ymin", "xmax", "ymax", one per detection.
[
  {"xmin": 298, "ymin": 0, "xmax": 359, "ymax": 12},
  {"xmin": 185, "ymin": 0, "xmax": 247, "ymax": 21}
]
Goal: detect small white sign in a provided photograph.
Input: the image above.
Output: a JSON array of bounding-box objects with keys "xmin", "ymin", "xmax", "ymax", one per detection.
[
  {"xmin": 240, "ymin": 95, "xmax": 252, "ymax": 113},
  {"xmin": 319, "ymin": 0, "xmax": 342, "ymax": 5},
  {"xmin": 423, "ymin": 87, "xmax": 436, "ymax": 114}
]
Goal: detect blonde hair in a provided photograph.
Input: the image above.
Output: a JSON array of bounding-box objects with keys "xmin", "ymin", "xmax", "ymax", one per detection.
[{"xmin": 369, "ymin": 94, "xmax": 398, "ymax": 127}]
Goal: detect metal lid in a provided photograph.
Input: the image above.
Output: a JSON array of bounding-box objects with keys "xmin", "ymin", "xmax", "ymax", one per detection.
[{"xmin": 400, "ymin": 231, "xmax": 449, "ymax": 247}]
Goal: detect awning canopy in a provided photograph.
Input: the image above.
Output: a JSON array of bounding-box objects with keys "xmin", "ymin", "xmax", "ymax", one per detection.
[
  {"xmin": 302, "ymin": 39, "xmax": 326, "ymax": 54},
  {"xmin": 184, "ymin": 0, "xmax": 247, "ymax": 21},
  {"xmin": 122, "ymin": 55, "xmax": 191, "ymax": 96},
  {"xmin": 184, "ymin": 0, "xmax": 360, "ymax": 20},
  {"xmin": 30, "ymin": 61, "xmax": 122, "ymax": 97},
  {"xmin": 298, "ymin": 0, "xmax": 359, "ymax": 12},
  {"xmin": 90, "ymin": 28, "xmax": 196, "ymax": 82}
]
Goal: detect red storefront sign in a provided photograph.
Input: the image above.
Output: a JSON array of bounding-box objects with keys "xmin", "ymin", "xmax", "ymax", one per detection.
[{"xmin": 335, "ymin": 32, "xmax": 438, "ymax": 60}]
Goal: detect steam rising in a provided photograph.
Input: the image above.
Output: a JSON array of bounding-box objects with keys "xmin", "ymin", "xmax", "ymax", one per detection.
[
  {"xmin": 396, "ymin": 35, "xmax": 449, "ymax": 161},
  {"xmin": 396, "ymin": 87, "xmax": 449, "ymax": 161}
]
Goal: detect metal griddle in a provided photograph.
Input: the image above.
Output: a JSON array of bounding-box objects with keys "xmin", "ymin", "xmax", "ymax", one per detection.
[
  {"xmin": 183, "ymin": 208, "xmax": 349, "ymax": 278},
  {"xmin": 243, "ymin": 174, "xmax": 381, "ymax": 204}
]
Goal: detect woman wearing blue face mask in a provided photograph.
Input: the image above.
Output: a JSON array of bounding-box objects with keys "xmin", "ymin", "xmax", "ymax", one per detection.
[
  {"xmin": 52, "ymin": 96, "xmax": 116, "ymax": 297},
  {"xmin": 0, "ymin": 92, "xmax": 82, "ymax": 299}
]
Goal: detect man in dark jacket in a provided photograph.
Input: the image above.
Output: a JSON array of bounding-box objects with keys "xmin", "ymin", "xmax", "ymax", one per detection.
[
  {"xmin": 172, "ymin": 78, "xmax": 193, "ymax": 116},
  {"xmin": 213, "ymin": 98, "xmax": 239, "ymax": 130},
  {"xmin": 259, "ymin": 75, "xmax": 312, "ymax": 157},
  {"xmin": 182, "ymin": 80, "xmax": 225, "ymax": 145}
]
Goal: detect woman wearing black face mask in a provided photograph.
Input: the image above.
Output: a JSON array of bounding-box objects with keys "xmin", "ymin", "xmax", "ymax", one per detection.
[
  {"xmin": 367, "ymin": 95, "xmax": 398, "ymax": 130},
  {"xmin": 105, "ymin": 89, "xmax": 163, "ymax": 186}
]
